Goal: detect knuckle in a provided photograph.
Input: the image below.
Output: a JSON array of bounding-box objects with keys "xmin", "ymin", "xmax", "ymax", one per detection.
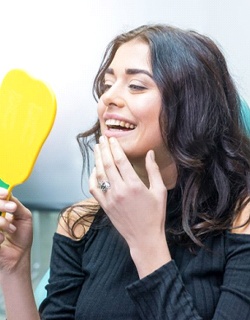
[
  {"xmin": 89, "ymin": 182, "xmax": 97, "ymax": 195},
  {"xmin": 89, "ymin": 186, "xmax": 95, "ymax": 195},
  {"xmin": 159, "ymin": 184, "xmax": 167, "ymax": 193},
  {"xmin": 115, "ymin": 192, "xmax": 126, "ymax": 203},
  {"xmin": 102, "ymin": 159, "xmax": 113, "ymax": 171},
  {"xmin": 128, "ymin": 181, "xmax": 144, "ymax": 195},
  {"xmin": 0, "ymin": 216, "xmax": 7, "ymax": 228},
  {"xmin": 113, "ymin": 154, "xmax": 125, "ymax": 166},
  {"xmin": 95, "ymin": 172, "xmax": 103, "ymax": 181}
]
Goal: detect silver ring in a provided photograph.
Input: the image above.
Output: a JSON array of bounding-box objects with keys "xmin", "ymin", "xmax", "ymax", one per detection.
[{"xmin": 98, "ymin": 180, "xmax": 111, "ymax": 192}]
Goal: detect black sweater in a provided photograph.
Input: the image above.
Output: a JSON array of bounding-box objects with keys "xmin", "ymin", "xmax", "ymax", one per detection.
[{"xmin": 39, "ymin": 197, "xmax": 250, "ymax": 319}]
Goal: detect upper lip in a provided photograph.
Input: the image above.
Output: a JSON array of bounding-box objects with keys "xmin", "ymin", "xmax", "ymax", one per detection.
[{"xmin": 103, "ymin": 113, "xmax": 137, "ymax": 129}]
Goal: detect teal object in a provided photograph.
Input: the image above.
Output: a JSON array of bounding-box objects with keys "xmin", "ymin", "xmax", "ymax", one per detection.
[
  {"xmin": 240, "ymin": 98, "xmax": 250, "ymax": 135},
  {"xmin": 34, "ymin": 269, "xmax": 50, "ymax": 307}
]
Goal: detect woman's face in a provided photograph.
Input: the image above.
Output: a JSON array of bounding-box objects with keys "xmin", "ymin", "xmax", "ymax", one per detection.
[{"xmin": 97, "ymin": 39, "xmax": 170, "ymax": 165}]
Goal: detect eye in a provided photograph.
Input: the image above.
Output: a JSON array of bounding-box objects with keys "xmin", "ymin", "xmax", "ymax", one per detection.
[
  {"xmin": 103, "ymin": 84, "xmax": 112, "ymax": 92},
  {"xmin": 101, "ymin": 81, "xmax": 113, "ymax": 93},
  {"xmin": 129, "ymin": 84, "xmax": 147, "ymax": 91}
]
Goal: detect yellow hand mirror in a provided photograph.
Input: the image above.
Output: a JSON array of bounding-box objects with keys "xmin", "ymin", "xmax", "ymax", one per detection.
[{"xmin": 0, "ymin": 69, "xmax": 57, "ymax": 212}]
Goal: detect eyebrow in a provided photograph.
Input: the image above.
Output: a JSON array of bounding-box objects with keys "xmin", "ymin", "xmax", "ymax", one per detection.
[{"xmin": 105, "ymin": 68, "xmax": 153, "ymax": 78}]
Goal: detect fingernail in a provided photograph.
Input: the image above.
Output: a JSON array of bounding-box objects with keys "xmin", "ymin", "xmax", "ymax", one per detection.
[
  {"xmin": 150, "ymin": 150, "xmax": 155, "ymax": 161},
  {"xmin": 99, "ymin": 135, "xmax": 107, "ymax": 144},
  {"xmin": 8, "ymin": 223, "xmax": 17, "ymax": 233},
  {"xmin": 5, "ymin": 202, "xmax": 16, "ymax": 211}
]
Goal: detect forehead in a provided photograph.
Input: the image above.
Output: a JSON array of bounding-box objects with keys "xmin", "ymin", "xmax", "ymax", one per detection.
[{"xmin": 109, "ymin": 39, "xmax": 151, "ymax": 71}]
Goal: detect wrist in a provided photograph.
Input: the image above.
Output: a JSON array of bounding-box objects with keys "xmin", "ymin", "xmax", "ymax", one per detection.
[
  {"xmin": 129, "ymin": 236, "xmax": 171, "ymax": 279},
  {"xmin": 1, "ymin": 252, "xmax": 39, "ymax": 320},
  {"xmin": 1, "ymin": 250, "xmax": 31, "ymax": 281}
]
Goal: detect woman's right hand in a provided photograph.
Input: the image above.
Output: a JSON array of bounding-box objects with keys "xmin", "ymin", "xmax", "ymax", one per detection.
[{"xmin": 0, "ymin": 187, "xmax": 33, "ymax": 275}]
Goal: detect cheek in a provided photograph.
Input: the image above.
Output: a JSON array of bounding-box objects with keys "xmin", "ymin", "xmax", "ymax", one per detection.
[
  {"xmin": 139, "ymin": 99, "xmax": 163, "ymax": 143},
  {"xmin": 139, "ymin": 100, "xmax": 161, "ymax": 128}
]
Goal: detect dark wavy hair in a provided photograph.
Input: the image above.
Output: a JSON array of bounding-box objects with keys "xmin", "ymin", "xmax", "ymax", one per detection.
[{"xmin": 70, "ymin": 24, "xmax": 250, "ymax": 246}]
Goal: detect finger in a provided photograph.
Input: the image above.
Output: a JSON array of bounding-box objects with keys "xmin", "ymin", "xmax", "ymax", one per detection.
[
  {"xmin": 94, "ymin": 143, "xmax": 109, "ymax": 183},
  {"xmin": 0, "ymin": 198, "xmax": 17, "ymax": 214},
  {"xmin": 0, "ymin": 231, "xmax": 5, "ymax": 243},
  {"xmin": 145, "ymin": 150, "xmax": 166, "ymax": 192},
  {"xmin": 98, "ymin": 136, "xmax": 124, "ymax": 183},
  {"xmin": 0, "ymin": 216, "xmax": 17, "ymax": 233},
  {"xmin": 94, "ymin": 144, "xmax": 114, "ymax": 194},
  {"xmin": 0, "ymin": 188, "xmax": 11, "ymax": 217},
  {"xmin": 89, "ymin": 166, "xmax": 98, "ymax": 196},
  {"xmin": 0, "ymin": 187, "xmax": 9, "ymax": 199},
  {"xmin": 9, "ymin": 194, "xmax": 31, "ymax": 221},
  {"xmin": 108, "ymin": 137, "xmax": 138, "ymax": 182}
]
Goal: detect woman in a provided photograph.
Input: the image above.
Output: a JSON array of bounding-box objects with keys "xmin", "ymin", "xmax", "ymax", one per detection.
[{"xmin": 0, "ymin": 24, "xmax": 250, "ymax": 319}]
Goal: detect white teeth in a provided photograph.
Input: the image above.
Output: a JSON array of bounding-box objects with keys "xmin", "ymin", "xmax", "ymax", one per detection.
[{"xmin": 105, "ymin": 119, "xmax": 136, "ymax": 129}]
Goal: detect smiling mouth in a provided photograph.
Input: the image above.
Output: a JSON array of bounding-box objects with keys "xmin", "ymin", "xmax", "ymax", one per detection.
[{"xmin": 105, "ymin": 119, "xmax": 136, "ymax": 131}]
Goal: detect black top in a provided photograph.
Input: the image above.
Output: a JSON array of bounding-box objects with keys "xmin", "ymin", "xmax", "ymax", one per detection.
[{"xmin": 39, "ymin": 192, "xmax": 250, "ymax": 319}]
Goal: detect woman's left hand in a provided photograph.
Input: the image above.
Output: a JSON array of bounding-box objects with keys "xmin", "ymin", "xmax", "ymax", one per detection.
[{"xmin": 89, "ymin": 136, "xmax": 171, "ymax": 277}]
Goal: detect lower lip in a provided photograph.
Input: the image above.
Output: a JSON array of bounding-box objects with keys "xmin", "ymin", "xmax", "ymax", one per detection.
[{"xmin": 103, "ymin": 128, "xmax": 135, "ymax": 138}]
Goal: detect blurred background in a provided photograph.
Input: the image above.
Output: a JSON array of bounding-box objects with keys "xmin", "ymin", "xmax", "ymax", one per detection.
[{"xmin": 0, "ymin": 0, "xmax": 249, "ymax": 316}]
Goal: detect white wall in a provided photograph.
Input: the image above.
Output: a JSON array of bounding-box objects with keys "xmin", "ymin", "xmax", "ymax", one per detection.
[{"xmin": 0, "ymin": 0, "xmax": 249, "ymax": 209}]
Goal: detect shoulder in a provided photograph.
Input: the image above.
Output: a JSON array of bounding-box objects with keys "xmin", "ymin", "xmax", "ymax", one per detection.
[
  {"xmin": 232, "ymin": 199, "xmax": 250, "ymax": 234},
  {"xmin": 57, "ymin": 197, "xmax": 100, "ymax": 239}
]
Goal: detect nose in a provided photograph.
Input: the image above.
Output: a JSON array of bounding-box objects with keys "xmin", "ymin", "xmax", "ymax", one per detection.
[{"xmin": 101, "ymin": 85, "xmax": 125, "ymax": 108}]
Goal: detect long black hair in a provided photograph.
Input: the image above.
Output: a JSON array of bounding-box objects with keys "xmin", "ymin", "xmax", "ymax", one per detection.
[{"xmin": 73, "ymin": 24, "xmax": 250, "ymax": 245}]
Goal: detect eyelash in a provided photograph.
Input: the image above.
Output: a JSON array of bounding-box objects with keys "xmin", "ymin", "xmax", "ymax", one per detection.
[
  {"xmin": 101, "ymin": 82, "xmax": 146, "ymax": 93},
  {"xmin": 102, "ymin": 84, "xmax": 112, "ymax": 92},
  {"xmin": 129, "ymin": 84, "xmax": 147, "ymax": 91}
]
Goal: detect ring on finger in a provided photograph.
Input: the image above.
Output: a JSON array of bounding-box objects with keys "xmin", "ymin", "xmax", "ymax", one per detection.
[{"xmin": 98, "ymin": 180, "xmax": 111, "ymax": 192}]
